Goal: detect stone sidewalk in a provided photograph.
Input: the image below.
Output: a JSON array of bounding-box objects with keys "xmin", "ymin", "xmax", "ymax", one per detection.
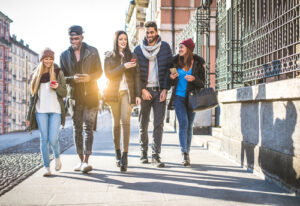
[{"xmin": 0, "ymin": 112, "xmax": 300, "ymax": 206}]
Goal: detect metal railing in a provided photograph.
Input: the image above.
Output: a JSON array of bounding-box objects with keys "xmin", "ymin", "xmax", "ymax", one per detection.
[{"xmin": 215, "ymin": 0, "xmax": 300, "ymax": 90}]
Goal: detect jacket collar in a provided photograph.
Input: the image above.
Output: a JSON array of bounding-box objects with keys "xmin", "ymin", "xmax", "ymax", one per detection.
[{"xmin": 68, "ymin": 42, "xmax": 90, "ymax": 61}]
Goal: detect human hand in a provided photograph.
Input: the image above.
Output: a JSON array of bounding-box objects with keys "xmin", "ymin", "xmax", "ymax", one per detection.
[
  {"xmin": 185, "ymin": 75, "xmax": 195, "ymax": 82},
  {"xmin": 136, "ymin": 97, "xmax": 141, "ymax": 106},
  {"xmin": 74, "ymin": 74, "xmax": 82, "ymax": 83},
  {"xmin": 160, "ymin": 89, "xmax": 167, "ymax": 102},
  {"xmin": 142, "ymin": 89, "xmax": 152, "ymax": 100},
  {"xmin": 79, "ymin": 74, "xmax": 91, "ymax": 83},
  {"xmin": 26, "ymin": 120, "xmax": 30, "ymax": 127},
  {"xmin": 170, "ymin": 73, "xmax": 179, "ymax": 79},
  {"xmin": 124, "ymin": 62, "xmax": 136, "ymax": 69},
  {"xmin": 50, "ymin": 81, "xmax": 59, "ymax": 89}
]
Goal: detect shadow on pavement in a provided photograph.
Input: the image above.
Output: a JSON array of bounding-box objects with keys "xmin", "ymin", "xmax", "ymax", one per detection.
[{"xmin": 56, "ymin": 166, "xmax": 300, "ymax": 205}]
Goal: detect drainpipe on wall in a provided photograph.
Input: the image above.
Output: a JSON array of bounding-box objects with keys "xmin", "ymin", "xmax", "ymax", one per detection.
[{"xmin": 171, "ymin": 0, "xmax": 175, "ymax": 54}]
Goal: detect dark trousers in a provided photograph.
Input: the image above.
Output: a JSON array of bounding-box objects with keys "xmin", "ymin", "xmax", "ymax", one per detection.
[
  {"xmin": 68, "ymin": 99, "xmax": 98, "ymax": 155},
  {"xmin": 139, "ymin": 90, "xmax": 166, "ymax": 155}
]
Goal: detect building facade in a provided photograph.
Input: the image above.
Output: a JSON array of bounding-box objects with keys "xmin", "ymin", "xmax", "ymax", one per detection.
[
  {"xmin": 126, "ymin": 0, "xmax": 203, "ymax": 52},
  {"xmin": 9, "ymin": 36, "xmax": 38, "ymax": 132},
  {"xmin": 0, "ymin": 11, "xmax": 12, "ymax": 134}
]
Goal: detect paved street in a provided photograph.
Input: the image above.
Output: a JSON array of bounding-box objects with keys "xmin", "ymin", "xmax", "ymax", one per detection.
[
  {"xmin": 0, "ymin": 111, "xmax": 300, "ymax": 206},
  {"xmin": 0, "ymin": 119, "xmax": 74, "ymax": 196}
]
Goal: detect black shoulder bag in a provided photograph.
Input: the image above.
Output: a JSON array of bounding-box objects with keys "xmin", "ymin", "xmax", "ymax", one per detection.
[{"xmin": 188, "ymin": 87, "xmax": 218, "ymax": 112}]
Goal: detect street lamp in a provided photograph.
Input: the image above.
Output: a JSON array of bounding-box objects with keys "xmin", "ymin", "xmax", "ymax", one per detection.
[{"xmin": 201, "ymin": 0, "xmax": 213, "ymax": 9}]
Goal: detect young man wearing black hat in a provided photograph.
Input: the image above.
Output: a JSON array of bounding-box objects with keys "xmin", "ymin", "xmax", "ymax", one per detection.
[
  {"xmin": 60, "ymin": 25, "xmax": 103, "ymax": 173},
  {"xmin": 134, "ymin": 21, "xmax": 172, "ymax": 167}
]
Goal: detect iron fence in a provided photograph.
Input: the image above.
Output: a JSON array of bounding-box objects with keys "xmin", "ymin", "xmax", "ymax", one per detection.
[{"xmin": 216, "ymin": 0, "xmax": 300, "ymax": 90}]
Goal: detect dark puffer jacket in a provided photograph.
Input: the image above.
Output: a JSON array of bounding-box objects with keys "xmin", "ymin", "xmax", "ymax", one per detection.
[
  {"xmin": 60, "ymin": 42, "xmax": 102, "ymax": 107},
  {"xmin": 167, "ymin": 54, "xmax": 205, "ymax": 110},
  {"xmin": 133, "ymin": 37, "xmax": 172, "ymax": 90},
  {"xmin": 103, "ymin": 52, "xmax": 141, "ymax": 104}
]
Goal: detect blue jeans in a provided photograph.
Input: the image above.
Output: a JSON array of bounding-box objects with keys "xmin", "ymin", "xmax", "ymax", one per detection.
[
  {"xmin": 35, "ymin": 113, "xmax": 61, "ymax": 167},
  {"xmin": 174, "ymin": 95, "xmax": 196, "ymax": 153}
]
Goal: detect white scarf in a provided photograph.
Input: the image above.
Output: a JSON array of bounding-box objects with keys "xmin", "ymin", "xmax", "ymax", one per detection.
[
  {"xmin": 140, "ymin": 39, "xmax": 162, "ymax": 60},
  {"xmin": 140, "ymin": 38, "xmax": 162, "ymax": 87}
]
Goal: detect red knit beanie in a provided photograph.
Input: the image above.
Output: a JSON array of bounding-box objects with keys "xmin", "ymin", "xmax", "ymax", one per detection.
[
  {"xmin": 40, "ymin": 48, "xmax": 54, "ymax": 61},
  {"xmin": 180, "ymin": 38, "xmax": 195, "ymax": 52}
]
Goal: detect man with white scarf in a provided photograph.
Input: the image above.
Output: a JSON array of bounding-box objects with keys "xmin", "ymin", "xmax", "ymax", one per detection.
[{"xmin": 134, "ymin": 21, "xmax": 172, "ymax": 168}]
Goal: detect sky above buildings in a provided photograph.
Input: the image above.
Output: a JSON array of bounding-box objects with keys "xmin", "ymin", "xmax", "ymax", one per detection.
[{"xmin": 0, "ymin": 0, "xmax": 130, "ymax": 61}]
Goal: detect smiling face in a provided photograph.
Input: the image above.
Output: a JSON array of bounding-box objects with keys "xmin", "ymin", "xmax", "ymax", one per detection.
[
  {"xmin": 179, "ymin": 44, "xmax": 187, "ymax": 57},
  {"xmin": 69, "ymin": 35, "xmax": 83, "ymax": 50},
  {"xmin": 43, "ymin": 57, "xmax": 54, "ymax": 68},
  {"xmin": 145, "ymin": 27, "xmax": 158, "ymax": 45},
  {"xmin": 118, "ymin": 34, "xmax": 127, "ymax": 52}
]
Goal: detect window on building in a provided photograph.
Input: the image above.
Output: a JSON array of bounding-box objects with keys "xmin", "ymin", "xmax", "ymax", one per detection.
[
  {"xmin": 0, "ymin": 47, "xmax": 3, "ymax": 57},
  {"xmin": 0, "ymin": 20, "xmax": 3, "ymax": 38},
  {"xmin": 5, "ymin": 23, "xmax": 9, "ymax": 41},
  {"xmin": 5, "ymin": 49, "xmax": 8, "ymax": 60}
]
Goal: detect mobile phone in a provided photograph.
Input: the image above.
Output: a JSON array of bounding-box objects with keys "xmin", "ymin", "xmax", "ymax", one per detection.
[
  {"xmin": 170, "ymin": 68, "xmax": 177, "ymax": 74},
  {"xmin": 130, "ymin": 58, "xmax": 136, "ymax": 63}
]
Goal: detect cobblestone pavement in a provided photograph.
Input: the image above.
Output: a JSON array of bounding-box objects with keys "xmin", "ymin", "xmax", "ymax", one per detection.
[{"xmin": 0, "ymin": 127, "xmax": 74, "ymax": 196}]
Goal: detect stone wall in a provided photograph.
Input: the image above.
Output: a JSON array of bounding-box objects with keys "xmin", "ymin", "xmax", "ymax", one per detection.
[{"xmin": 217, "ymin": 78, "xmax": 300, "ymax": 192}]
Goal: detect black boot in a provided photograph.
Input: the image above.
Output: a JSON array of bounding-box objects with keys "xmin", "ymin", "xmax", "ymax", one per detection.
[
  {"xmin": 151, "ymin": 154, "xmax": 165, "ymax": 168},
  {"xmin": 186, "ymin": 153, "xmax": 190, "ymax": 166},
  {"xmin": 120, "ymin": 152, "xmax": 128, "ymax": 172},
  {"xmin": 182, "ymin": 152, "xmax": 190, "ymax": 167},
  {"xmin": 140, "ymin": 151, "xmax": 148, "ymax": 164},
  {"xmin": 115, "ymin": 149, "xmax": 121, "ymax": 167}
]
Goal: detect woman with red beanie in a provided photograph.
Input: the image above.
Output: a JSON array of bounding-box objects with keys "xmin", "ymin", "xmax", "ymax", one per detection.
[
  {"xmin": 168, "ymin": 38, "xmax": 205, "ymax": 166},
  {"xmin": 26, "ymin": 48, "xmax": 67, "ymax": 176}
]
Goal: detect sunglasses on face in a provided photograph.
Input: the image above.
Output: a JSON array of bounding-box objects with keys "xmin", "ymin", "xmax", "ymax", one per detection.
[{"xmin": 70, "ymin": 37, "xmax": 80, "ymax": 41}]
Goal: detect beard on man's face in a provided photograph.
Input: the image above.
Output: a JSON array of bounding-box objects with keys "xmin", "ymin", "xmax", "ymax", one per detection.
[{"xmin": 147, "ymin": 35, "xmax": 157, "ymax": 44}]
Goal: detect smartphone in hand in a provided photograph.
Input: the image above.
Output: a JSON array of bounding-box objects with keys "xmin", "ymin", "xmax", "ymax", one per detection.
[{"xmin": 170, "ymin": 68, "xmax": 178, "ymax": 74}]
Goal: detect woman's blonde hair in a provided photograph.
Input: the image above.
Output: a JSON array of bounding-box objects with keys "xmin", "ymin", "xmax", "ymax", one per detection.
[{"xmin": 30, "ymin": 60, "xmax": 56, "ymax": 95}]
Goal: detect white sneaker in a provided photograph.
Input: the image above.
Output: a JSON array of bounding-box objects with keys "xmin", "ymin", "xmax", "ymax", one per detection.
[
  {"xmin": 43, "ymin": 167, "xmax": 51, "ymax": 177},
  {"xmin": 81, "ymin": 162, "xmax": 92, "ymax": 173},
  {"xmin": 55, "ymin": 157, "xmax": 62, "ymax": 171},
  {"xmin": 74, "ymin": 162, "xmax": 83, "ymax": 171}
]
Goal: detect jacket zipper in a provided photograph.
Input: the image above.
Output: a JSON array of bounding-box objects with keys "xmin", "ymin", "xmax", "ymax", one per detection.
[{"xmin": 81, "ymin": 52, "xmax": 88, "ymax": 96}]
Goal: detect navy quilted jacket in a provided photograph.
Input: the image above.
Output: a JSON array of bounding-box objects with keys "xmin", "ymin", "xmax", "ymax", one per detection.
[{"xmin": 133, "ymin": 38, "xmax": 172, "ymax": 90}]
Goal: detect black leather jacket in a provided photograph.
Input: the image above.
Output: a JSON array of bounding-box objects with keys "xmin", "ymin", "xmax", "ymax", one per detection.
[
  {"xmin": 104, "ymin": 52, "xmax": 141, "ymax": 104},
  {"xmin": 60, "ymin": 42, "xmax": 103, "ymax": 107},
  {"xmin": 167, "ymin": 54, "xmax": 205, "ymax": 110}
]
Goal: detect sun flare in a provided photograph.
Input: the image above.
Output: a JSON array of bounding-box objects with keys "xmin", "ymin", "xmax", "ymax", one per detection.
[{"xmin": 97, "ymin": 75, "xmax": 108, "ymax": 94}]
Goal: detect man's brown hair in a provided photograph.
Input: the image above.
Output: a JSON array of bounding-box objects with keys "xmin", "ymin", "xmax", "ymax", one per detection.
[{"xmin": 145, "ymin": 21, "xmax": 158, "ymax": 31}]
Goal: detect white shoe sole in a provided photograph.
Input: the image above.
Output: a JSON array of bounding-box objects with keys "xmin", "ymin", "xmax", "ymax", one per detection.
[{"xmin": 81, "ymin": 165, "xmax": 92, "ymax": 173}]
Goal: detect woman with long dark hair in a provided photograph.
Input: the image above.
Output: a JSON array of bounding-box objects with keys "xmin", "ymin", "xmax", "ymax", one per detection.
[
  {"xmin": 26, "ymin": 48, "xmax": 67, "ymax": 176},
  {"xmin": 168, "ymin": 38, "xmax": 205, "ymax": 166},
  {"xmin": 104, "ymin": 31, "xmax": 141, "ymax": 172}
]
